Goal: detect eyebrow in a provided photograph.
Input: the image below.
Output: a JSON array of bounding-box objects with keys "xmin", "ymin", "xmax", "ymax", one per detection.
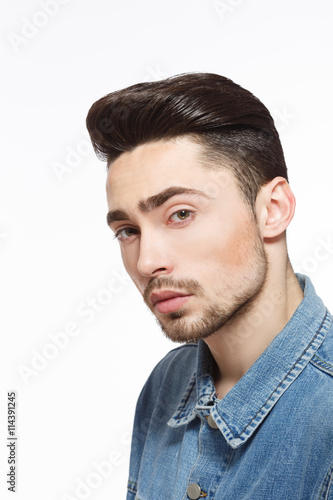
[{"xmin": 106, "ymin": 186, "xmax": 210, "ymax": 227}]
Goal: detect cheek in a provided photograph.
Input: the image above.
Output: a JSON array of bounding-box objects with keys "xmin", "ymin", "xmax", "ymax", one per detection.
[
  {"xmin": 120, "ymin": 247, "xmax": 136, "ymax": 278},
  {"xmin": 210, "ymin": 220, "xmax": 259, "ymax": 270},
  {"xmin": 120, "ymin": 246, "xmax": 145, "ymax": 293}
]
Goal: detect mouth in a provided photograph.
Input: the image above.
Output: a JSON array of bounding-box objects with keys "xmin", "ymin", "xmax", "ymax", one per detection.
[{"xmin": 149, "ymin": 290, "xmax": 193, "ymax": 314}]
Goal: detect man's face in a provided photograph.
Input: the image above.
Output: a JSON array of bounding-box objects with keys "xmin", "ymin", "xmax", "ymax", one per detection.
[{"xmin": 106, "ymin": 136, "xmax": 268, "ymax": 343}]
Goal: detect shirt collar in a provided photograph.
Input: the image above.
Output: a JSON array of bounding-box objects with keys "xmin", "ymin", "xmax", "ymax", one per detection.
[{"xmin": 168, "ymin": 273, "xmax": 332, "ymax": 448}]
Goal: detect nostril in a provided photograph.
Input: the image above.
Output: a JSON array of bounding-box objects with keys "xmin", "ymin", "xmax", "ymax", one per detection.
[{"xmin": 152, "ymin": 268, "xmax": 167, "ymax": 274}]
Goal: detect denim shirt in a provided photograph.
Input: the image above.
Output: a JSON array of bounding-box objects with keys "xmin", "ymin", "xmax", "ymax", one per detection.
[{"xmin": 127, "ymin": 274, "xmax": 333, "ymax": 499}]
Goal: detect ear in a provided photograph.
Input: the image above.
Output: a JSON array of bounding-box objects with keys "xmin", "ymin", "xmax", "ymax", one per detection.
[{"xmin": 255, "ymin": 177, "xmax": 296, "ymax": 239}]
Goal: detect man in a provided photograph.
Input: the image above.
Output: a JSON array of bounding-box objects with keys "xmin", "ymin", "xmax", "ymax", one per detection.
[{"xmin": 86, "ymin": 73, "xmax": 333, "ymax": 499}]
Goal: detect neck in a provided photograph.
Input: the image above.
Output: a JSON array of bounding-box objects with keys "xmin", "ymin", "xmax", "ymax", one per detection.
[{"xmin": 204, "ymin": 261, "xmax": 304, "ymax": 399}]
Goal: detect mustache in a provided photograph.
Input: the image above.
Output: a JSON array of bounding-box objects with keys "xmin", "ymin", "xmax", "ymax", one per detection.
[{"xmin": 143, "ymin": 277, "xmax": 204, "ymax": 305}]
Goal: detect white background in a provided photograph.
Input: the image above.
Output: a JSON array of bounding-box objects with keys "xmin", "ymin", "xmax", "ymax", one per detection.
[{"xmin": 1, "ymin": 0, "xmax": 332, "ymax": 498}]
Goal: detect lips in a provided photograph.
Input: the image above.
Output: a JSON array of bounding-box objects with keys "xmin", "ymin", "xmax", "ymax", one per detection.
[
  {"xmin": 149, "ymin": 290, "xmax": 193, "ymax": 314},
  {"xmin": 150, "ymin": 290, "xmax": 189, "ymax": 305}
]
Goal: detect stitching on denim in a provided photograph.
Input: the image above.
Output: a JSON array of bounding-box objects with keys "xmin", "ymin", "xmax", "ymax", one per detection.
[
  {"xmin": 127, "ymin": 479, "xmax": 137, "ymax": 493},
  {"xmin": 314, "ymin": 354, "xmax": 333, "ymax": 369},
  {"xmin": 176, "ymin": 389, "xmax": 216, "ymax": 421},
  {"xmin": 325, "ymin": 469, "xmax": 333, "ymax": 500},
  {"xmin": 239, "ymin": 309, "xmax": 329, "ymax": 436},
  {"xmin": 182, "ymin": 420, "xmax": 204, "ymax": 500},
  {"xmin": 318, "ymin": 463, "xmax": 333, "ymax": 499},
  {"xmin": 311, "ymin": 354, "xmax": 333, "ymax": 372},
  {"xmin": 174, "ymin": 375, "xmax": 196, "ymax": 419},
  {"xmin": 222, "ymin": 309, "xmax": 329, "ymax": 439}
]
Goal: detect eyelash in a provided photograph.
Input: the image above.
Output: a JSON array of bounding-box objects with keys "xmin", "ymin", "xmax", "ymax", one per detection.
[{"xmin": 113, "ymin": 209, "xmax": 195, "ymax": 241}]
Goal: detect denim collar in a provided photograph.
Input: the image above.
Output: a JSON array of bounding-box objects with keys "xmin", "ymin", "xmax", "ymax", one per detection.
[{"xmin": 168, "ymin": 273, "xmax": 332, "ymax": 448}]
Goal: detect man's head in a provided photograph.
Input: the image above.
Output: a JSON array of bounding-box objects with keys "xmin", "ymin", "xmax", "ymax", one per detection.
[
  {"xmin": 86, "ymin": 72, "xmax": 288, "ymax": 213},
  {"xmin": 86, "ymin": 73, "xmax": 295, "ymax": 343}
]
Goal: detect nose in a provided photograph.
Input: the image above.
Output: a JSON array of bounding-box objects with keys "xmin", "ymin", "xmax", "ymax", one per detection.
[{"xmin": 137, "ymin": 230, "xmax": 174, "ymax": 278}]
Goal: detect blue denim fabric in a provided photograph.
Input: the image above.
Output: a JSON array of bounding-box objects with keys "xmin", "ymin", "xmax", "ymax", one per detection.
[{"xmin": 127, "ymin": 274, "xmax": 333, "ymax": 499}]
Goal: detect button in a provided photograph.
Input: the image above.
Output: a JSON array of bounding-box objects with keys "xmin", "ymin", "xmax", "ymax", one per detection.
[
  {"xmin": 207, "ymin": 414, "xmax": 219, "ymax": 429},
  {"xmin": 187, "ymin": 483, "xmax": 202, "ymax": 499}
]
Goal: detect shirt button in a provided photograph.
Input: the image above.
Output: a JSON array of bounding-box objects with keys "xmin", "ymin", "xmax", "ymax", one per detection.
[
  {"xmin": 187, "ymin": 483, "xmax": 202, "ymax": 499},
  {"xmin": 207, "ymin": 414, "xmax": 219, "ymax": 429}
]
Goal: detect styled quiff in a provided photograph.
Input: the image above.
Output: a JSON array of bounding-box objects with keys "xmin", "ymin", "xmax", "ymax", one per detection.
[{"xmin": 86, "ymin": 72, "xmax": 288, "ymax": 211}]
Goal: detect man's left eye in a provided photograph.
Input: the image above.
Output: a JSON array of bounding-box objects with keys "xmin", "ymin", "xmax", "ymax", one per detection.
[{"xmin": 170, "ymin": 210, "xmax": 192, "ymax": 222}]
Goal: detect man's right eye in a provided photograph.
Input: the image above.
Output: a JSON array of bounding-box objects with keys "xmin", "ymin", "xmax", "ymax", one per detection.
[{"xmin": 113, "ymin": 228, "xmax": 139, "ymax": 241}]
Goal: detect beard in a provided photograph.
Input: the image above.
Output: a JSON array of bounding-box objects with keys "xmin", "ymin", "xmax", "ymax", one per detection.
[{"xmin": 142, "ymin": 223, "xmax": 269, "ymax": 344}]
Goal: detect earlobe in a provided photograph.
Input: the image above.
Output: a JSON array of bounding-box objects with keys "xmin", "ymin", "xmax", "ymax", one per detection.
[{"xmin": 257, "ymin": 177, "xmax": 296, "ymax": 239}]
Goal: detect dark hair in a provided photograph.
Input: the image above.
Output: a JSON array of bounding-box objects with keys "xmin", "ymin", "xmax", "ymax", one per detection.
[{"xmin": 86, "ymin": 72, "xmax": 288, "ymax": 211}]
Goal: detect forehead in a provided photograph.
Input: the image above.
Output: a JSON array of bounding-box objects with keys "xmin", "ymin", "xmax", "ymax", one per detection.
[
  {"xmin": 106, "ymin": 137, "xmax": 206, "ymax": 198},
  {"xmin": 105, "ymin": 137, "xmax": 240, "ymax": 213}
]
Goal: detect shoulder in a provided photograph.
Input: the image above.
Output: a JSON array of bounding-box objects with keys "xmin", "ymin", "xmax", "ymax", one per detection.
[
  {"xmin": 142, "ymin": 342, "xmax": 198, "ymax": 390},
  {"xmin": 307, "ymin": 309, "xmax": 333, "ymax": 430},
  {"xmin": 134, "ymin": 342, "xmax": 198, "ymax": 413},
  {"xmin": 155, "ymin": 341, "xmax": 199, "ymax": 369},
  {"xmin": 310, "ymin": 308, "xmax": 333, "ymax": 378},
  {"xmin": 132, "ymin": 342, "xmax": 198, "ymax": 437},
  {"xmin": 128, "ymin": 343, "xmax": 199, "ymax": 490}
]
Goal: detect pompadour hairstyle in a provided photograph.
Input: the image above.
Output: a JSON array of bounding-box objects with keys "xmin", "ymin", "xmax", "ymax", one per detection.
[{"xmin": 86, "ymin": 72, "xmax": 288, "ymax": 211}]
